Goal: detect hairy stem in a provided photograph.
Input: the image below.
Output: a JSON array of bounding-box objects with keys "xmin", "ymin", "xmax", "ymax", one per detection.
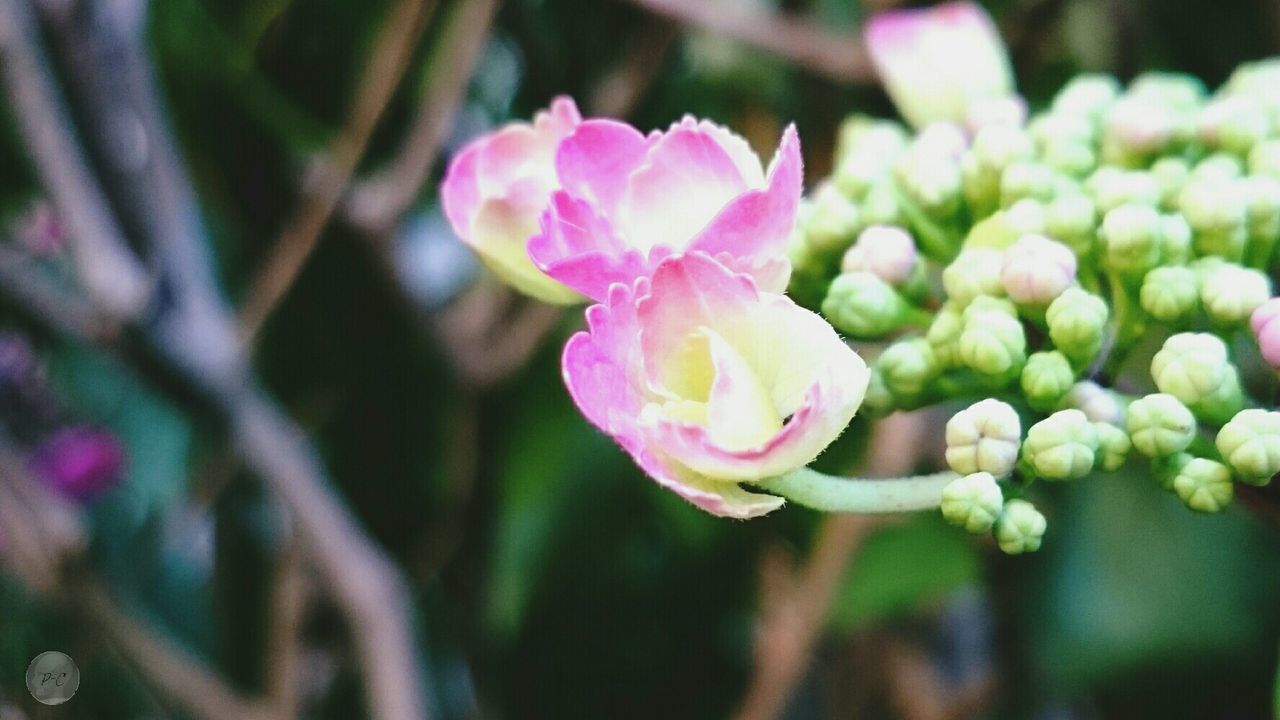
[{"xmin": 756, "ymin": 468, "xmax": 958, "ymax": 513}]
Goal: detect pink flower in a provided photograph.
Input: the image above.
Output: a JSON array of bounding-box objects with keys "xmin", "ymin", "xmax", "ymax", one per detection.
[
  {"xmin": 529, "ymin": 118, "xmax": 803, "ymax": 302},
  {"xmin": 562, "ymin": 253, "xmax": 869, "ymax": 518},
  {"xmin": 441, "ymin": 97, "xmax": 584, "ymax": 304},
  {"xmin": 1251, "ymin": 297, "xmax": 1280, "ymax": 368},
  {"xmin": 29, "ymin": 426, "xmax": 124, "ymax": 502},
  {"xmin": 865, "ymin": 1, "xmax": 1014, "ymax": 128}
]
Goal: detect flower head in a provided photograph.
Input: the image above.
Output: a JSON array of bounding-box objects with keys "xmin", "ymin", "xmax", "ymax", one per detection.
[
  {"xmin": 865, "ymin": 2, "xmax": 1014, "ymax": 128},
  {"xmin": 1215, "ymin": 409, "xmax": 1280, "ymax": 484},
  {"xmin": 29, "ymin": 426, "xmax": 124, "ymax": 502},
  {"xmin": 1140, "ymin": 266, "xmax": 1199, "ymax": 323},
  {"xmin": 1150, "ymin": 333, "xmax": 1243, "ymax": 424},
  {"xmin": 563, "ymin": 253, "xmax": 868, "ymax": 518},
  {"xmin": 1126, "ymin": 393, "xmax": 1196, "ymax": 458},
  {"xmin": 1021, "ymin": 409, "xmax": 1098, "ymax": 480},
  {"xmin": 994, "ymin": 499, "xmax": 1047, "ymax": 554},
  {"xmin": 531, "ymin": 116, "xmax": 802, "ymax": 302},
  {"xmin": 940, "ymin": 472, "xmax": 1004, "ymax": 533},
  {"xmin": 441, "ymin": 97, "xmax": 584, "ymax": 303},
  {"xmin": 1172, "ymin": 457, "xmax": 1234, "ymax": 512},
  {"xmin": 1045, "ymin": 288, "xmax": 1108, "ymax": 363},
  {"xmin": 945, "ymin": 398, "xmax": 1021, "ymax": 477},
  {"xmin": 1199, "ymin": 262, "xmax": 1271, "ymax": 325},
  {"xmin": 1020, "ymin": 350, "xmax": 1075, "ymax": 412}
]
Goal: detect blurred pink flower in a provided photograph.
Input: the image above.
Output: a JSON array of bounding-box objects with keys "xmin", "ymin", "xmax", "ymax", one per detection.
[
  {"xmin": 1251, "ymin": 297, "xmax": 1280, "ymax": 368},
  {"xmin": 529, "ymin": 118, "xmax": 803, "ymax": 302},
  {"xmin": 440, "ymin": 97, "xmax": 584, "ymax": 304},
  {"xmin": 562, "ymin": 252, "xmax": 868, "ymax": 518},
  {"xmin": 865, "ymin": 1, "xmax": 1014, "ymax": 128},
  {"xmin": 29, "ymin": 426, "xmax": 124, "ymax": 502}
]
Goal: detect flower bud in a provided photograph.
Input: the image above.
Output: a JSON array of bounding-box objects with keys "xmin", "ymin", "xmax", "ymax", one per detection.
[
  {"xmin": 1197, "ymin": 96, "xmax": 1271, "ymax": 155},
  {"xmin": 822, "ymin": 271, "xmax": 917, "ymax": 339},
  {"xmin": 1139, "ymin": 266, "xmax": 1199, "ymax": 323},
  {"xmin": 1094, "ymin": 422, "xmax": 1131, "ymax": 471},
  {"xmin": 1200, "ymin": 262, "xmax": 1271, "ymax": 326},
  {"xmin": 945, "ymin": 398, "xmax": 1021, "ymax": 476},
  {"xmin": 862, "ymin": 177, "xmax": 906, "ymax": 226},
  {"xmin": 1088, "ymin": 168, "xmax": 1161, "ymax": 213},
  {"xmin": 1243, "ymin": 176, "xmax": 1280, "ymax": 261},
  {"xmin": 1042, "ymin": 139, "xmax": 1097, "ymax": 178},
  {"xmin": 941, "ymin": 471, "xmax": 1005, "ymax": 533},
  {"xmin": 1102, "ymin": 96, "xmax": 1182, "ymax": 162},
  {"xmin": 958, "ymin": 307, "xmax": 1026, "ymax": 379},
  {"xmin": 1250, "ymin": 297, "xmax": 1280, "ymax": 369},
  {"xmin": 1215, "ymin": 409, "xmax": 1280, "ymax": 484},
  {"xmin": 914, "ymin": 122, "xmax": 970, "ymax": 158},
  {"xmin": 836, "ymin": 116, "xmax": 910, "ymax": 171},
  {"xmin": 1180, "ymin": 178, "xmax": 1249, "ymax": 261},
  {"xmin": 803, "ymin": 184, "xmax": 864, "ymax": 254},
  {"xmin": 1172, "ymin": 457, "xmax": 1234, "ymax": 513},
  {"xmin": 1129, "ymin": 72, "xmax": 1206, "ymax": 109},
  {"xmin": 926, "ymin": 303, "xmax": 965, "ymax": 368},
  {"xmin": 1044, "ymin": 194, "xmax": 1098, "ymax": 257},
  {"xmin": 1100, "ymin": 203, "xmax": 1164, "ymax": 277},
  {"xmin": 1020, "ymin": 350, "xmax": 1075, "ymax": 412},
  {"xmin": 943, "ymin": 248, "xmax": 1005, "ymax": 306},
  {"xmin": 963, "ymin": 124, "xmax": 1035, "ymax": 215},
  {"xmin": 896, "ymin": 150, "xmax": 964, "ymax": 218},
  {"xmin": 1045, "ymin": 288, "xmax": 1109, "ymax": 365},
  {"xmin": 966, "ymin": 96, "xmax": 1027, "ymax": 133},
  {"xmin": 1000, "ymin": 161, "xmax": 1058, "ymax": 208},
  {"xmin": 29, "ymin": 426, "xmax": 125, "ymax": 502},
  {"xmin": 876, "ymin": 338, "xmax": 938, "ymax": 400},
  {"xmin": 1001, "ymin": 235, "xmax": 1077, "ymax": 305},
  {"xmin": 1022, "ymin": 409, "xmax": 1098, "ymax": 480},
  {"xmin": 841, "ymin": 225, "xmax": 919, "ymax": 284},
  {"xmin": 1150, "ymin": 333, "xmax": 1245, "ymax": 423},
  {"xmin": 1191, "ymin": 153, "xmax": 1244, "ymax": 183},
  {"xmin": 862, "ymin": 365, "xmax": 896, "ymax": 417},
  {"xmin": 994, "ymin": 499, "xmax": 1047, "ymax": 554},
  {"xmin": 1249, "ymin": 139, "xmax": 1280, "ymax": 180},
  {"xmin": 1065, "ymin": 380, "xmax": 1126, "ymax": 425},
  {"xmin": 1126, "ymin": 393, "xmax": 1196, "ymax": 457},
  {"xmin": 1051, "ymin": 74, "xmax": 1121, "ymax": 120},
  {"xmin": 1151, "ymin": 157, "xmax": 1191, "ymax": 210},
  {"xmin": 1030, "ymin": 113, "xmax": 1095, "ymax": 148}
]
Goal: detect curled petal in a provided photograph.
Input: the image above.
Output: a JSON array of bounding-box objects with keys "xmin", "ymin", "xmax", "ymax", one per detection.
[
  {"xmin": 530, "ymin": 192, "xmax": 651, "ymax": 302},
  {"xmin": 555, "ymin": 119, "xmax": 652, "ymax": 217}
]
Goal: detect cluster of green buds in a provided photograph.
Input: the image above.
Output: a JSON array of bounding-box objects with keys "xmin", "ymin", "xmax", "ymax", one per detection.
[{"xmin": 789, "ymin": 56, "xmax": 1280, "ymax": 552}]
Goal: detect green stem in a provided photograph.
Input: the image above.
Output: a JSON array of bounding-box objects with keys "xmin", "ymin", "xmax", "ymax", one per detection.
[{"xmin": 755, "ymin": 468, "xmax": 959, "ymax": 513}]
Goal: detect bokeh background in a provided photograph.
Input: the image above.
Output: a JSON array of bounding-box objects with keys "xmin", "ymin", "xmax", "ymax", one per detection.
[{"xmin": 1, "ymin": 0, "xmax": 1280, "ymax": 718}]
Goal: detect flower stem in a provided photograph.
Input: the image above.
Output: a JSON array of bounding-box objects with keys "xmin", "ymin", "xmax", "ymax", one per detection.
[{"xmin": 755, "ymin": 468, "xmax": 959, "ymax": 513}]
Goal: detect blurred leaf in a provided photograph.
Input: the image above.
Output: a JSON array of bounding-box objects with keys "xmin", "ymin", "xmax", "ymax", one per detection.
[{"xmin": 829, "ymin": 513, "xmax": 982, "ymax": 632}]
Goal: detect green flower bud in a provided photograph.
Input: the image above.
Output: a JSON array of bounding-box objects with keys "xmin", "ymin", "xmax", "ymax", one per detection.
[
  {"xmin": 963, "ymin": 125, "xmax": 1036, "ymax": 216},
  {"xmin": 962, "ymin": 295, "xmax": 1019, "ymax": 321},
  {"xmin": 958, "ymin": 309, "xmax": 1026, "ymax": 379},
  {"xmin": 1102, "ymin": 96, "xmax": 1184, "ymax": 163},
  {"xmin": 1200, "ymin": 262, "xmax": 1271, "ymax": 325},
  {"xmin": 1052, "ymin": 74, "xmax": 1121, "ymax": 120},
  {"xmin": 822, "ymin": 271, "xmax": 917, "ymax": 339},
  {"xmin": 1001, "ymin": 161, "xmax": 1058, "ymax": 208},
  {"xmin": 1021, "ymin": 351, "xmax": 1075, "ymax": 412},
  {"xmin": 1151, "ymin": 157, "xmax": 1191, "ymax": 210},
  {"xmin": 876, "ymin": 338, "xmax": 938, "ymax": 400},
  {"xmin": 940, "ymin": 472, "xmax": 1005, "ymax": 533},
  {"xmin": 1126, "ymin": 393, "xmax": 1197, "ymax": 457},
  {"xmin": 1243, "ymin": 176, "xmax": 1280, "ymax": 260},
  {"xmin": 862, "ymin": 365, "xmax": 896, "ymax": 417},
  {"xmin": 861, "ymin": 177, "xmax": 905, "ymax": 227},
  {"xmin": 1215, "ymin": 409, "xmax": 1280, "ymax": 484},
  {"xmin": 1041, "ymin": 138, "xmax": 1097, "ymax": 178},
  {"xmin": 1065, "ymin": 380, "xmax": 1127, "ymax": 425},
  {"xmin": 834, "ymin": 118, "xmax": 908, "ymax": 198},
  {"xmin": 1150, "ymin": 333, "xmax": 1245, "ymax": 423},
  {"xmin": 1088, "ymin": 168, "xmax": 1161, "ymax": 213},
  {"xmin": 994, "ymin": 499, "xmax": 1047, "ymax": 554},
  {"xmin": 1094, "ymin": 422, "xmax": 1131, "ymax": 471},
  {"xmin": 1022, "ymin": 409, "xmax": 1099, "ymax": 480},
  {"xmin": 1249, "ymin": 139, "xmax": 1280, "ymax": 180},
  {"xmin": 896, "ymin": 151, "xmax": 963, "ymax": 218},
  {"xmin": 1139, "ymin": 266, "xmax": 1199, "ymax": 323},
  {"xmin": 926, "ymin": 303, "xmax": 964, "ymax": 368},
  {"xmin": 945, "ymin": 398, "xmax": 1022, "ymax": 476},
  {"xmin": 1045, "ymin": 288, "xmax": 1109, "ymax": 365},
  {"xmin": 1100, "ymin": 203, "xmax": 1163, "ymax": 277},
  {"xmin": 1031, "ymin": 113, "xmax": 1095, "ymax": 147},
  {"xmin": 1197, "ymin": 96, "xmax": 1271, "ymax": 155},
  {"xmin": 802, "ymin": 184, "xmax": 864, "ymax": 254},
  {"xmin": 1152, "ymin": 452, "xmax": 1192, "ymax": 491},
  {"xmin": 1004, "ymin": 199, "xmax": 1048, "ymax": 238},
  {"xmin": 1130, "ymin": 72, "xmax": 1206, "ymax": 110},
  {"xmin": 1159, "ymin": 213, "xmax": 1193, "ymax": 265},
  {"xmin": 1191, "ymin": 152, "xmax": 1245, "ymax": 183},
  {"xmin": 1172, "ymin": 457, "xmax": 1234, "ymax": 512},
  {"xmin": 1180, "ymin": 178, "xmax": 1249, "ymax": 261},
  {"xmin": 1044, "ymin": 194, "xmax": 1098, "ymax": 257},
  {"xmin": 942, "ymin": 248, "xmax": 1005, "ymax": 307}
]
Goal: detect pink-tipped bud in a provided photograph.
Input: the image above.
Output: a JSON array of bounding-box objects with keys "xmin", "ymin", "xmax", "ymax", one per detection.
[
  {"xmin": 1251, "ymin": 297, "xmax": 1280, "ymax": 368},
  {"xmin": 1001, "ymin": 234, "xmax": 1077, "ymax": 304},
  {"xmin": 29, "ymin": 426, "xmax": 125, "ymax": 502},
  {"xmin": 841, "ymin": 225, "xmax": 918, "ymax": 284}
]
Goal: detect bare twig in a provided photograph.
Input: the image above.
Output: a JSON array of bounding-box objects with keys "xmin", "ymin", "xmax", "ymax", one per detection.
[
  {"xmin": 264, "ymin": 530, "xmax": 310, "ymax": 720},
  {"xmin": 733, "ymin": 411, "xmax": 932, "ymax": 720},
  {"xmin": 0, "ymin": 244, "xmax": 121, "ymax": 345},
  {"xmin": 344, "ymin": 0, "xmax": 501, "ymax": 234},
  {"xmin": 622, "ymin": 0, "xmax": 875, "ymax": 84},
  {"xmin": 238, "ymin": 0, "xmax": 439, "ymax": 342},
  {"xmin": 0, "ymin": 0, "xmax": 151, "ymax": 318}
]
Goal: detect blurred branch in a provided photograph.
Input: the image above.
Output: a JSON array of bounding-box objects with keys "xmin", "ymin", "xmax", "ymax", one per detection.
[
  {"xmin": 238, "ymin": 0, "xmax": 439, "ymax": 343},
  {"xmin": 0, "ymin": 1, "xmax": 435, "ymax": 717},
  {"xmin": 0, "ymin": 446, "xmax": 265, "ymax": 720},
  {"xmin": 588, "ymin": 17, "xmax": 678, "ymax": 117},
  {"xmin": 733, "ymin": 411, "xmax": 932, "ymax": 720},
  {"xmin": 0, "ymin": 0, "xmax": 152, "ymax": 319},
  {"xmin": 344, "ymin": 0, "xmax": 501, "ymax": 235},
  {"xmin": 264, "ymin": 530, "xmax": 310, "ymax": 720},
  {"xmin": 0, "ymin": 245, "xmax": 122, "ymax": 345},
  {"xmin": 621, "ymin": 0, "xmax": 875, "ymax": 84}
]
